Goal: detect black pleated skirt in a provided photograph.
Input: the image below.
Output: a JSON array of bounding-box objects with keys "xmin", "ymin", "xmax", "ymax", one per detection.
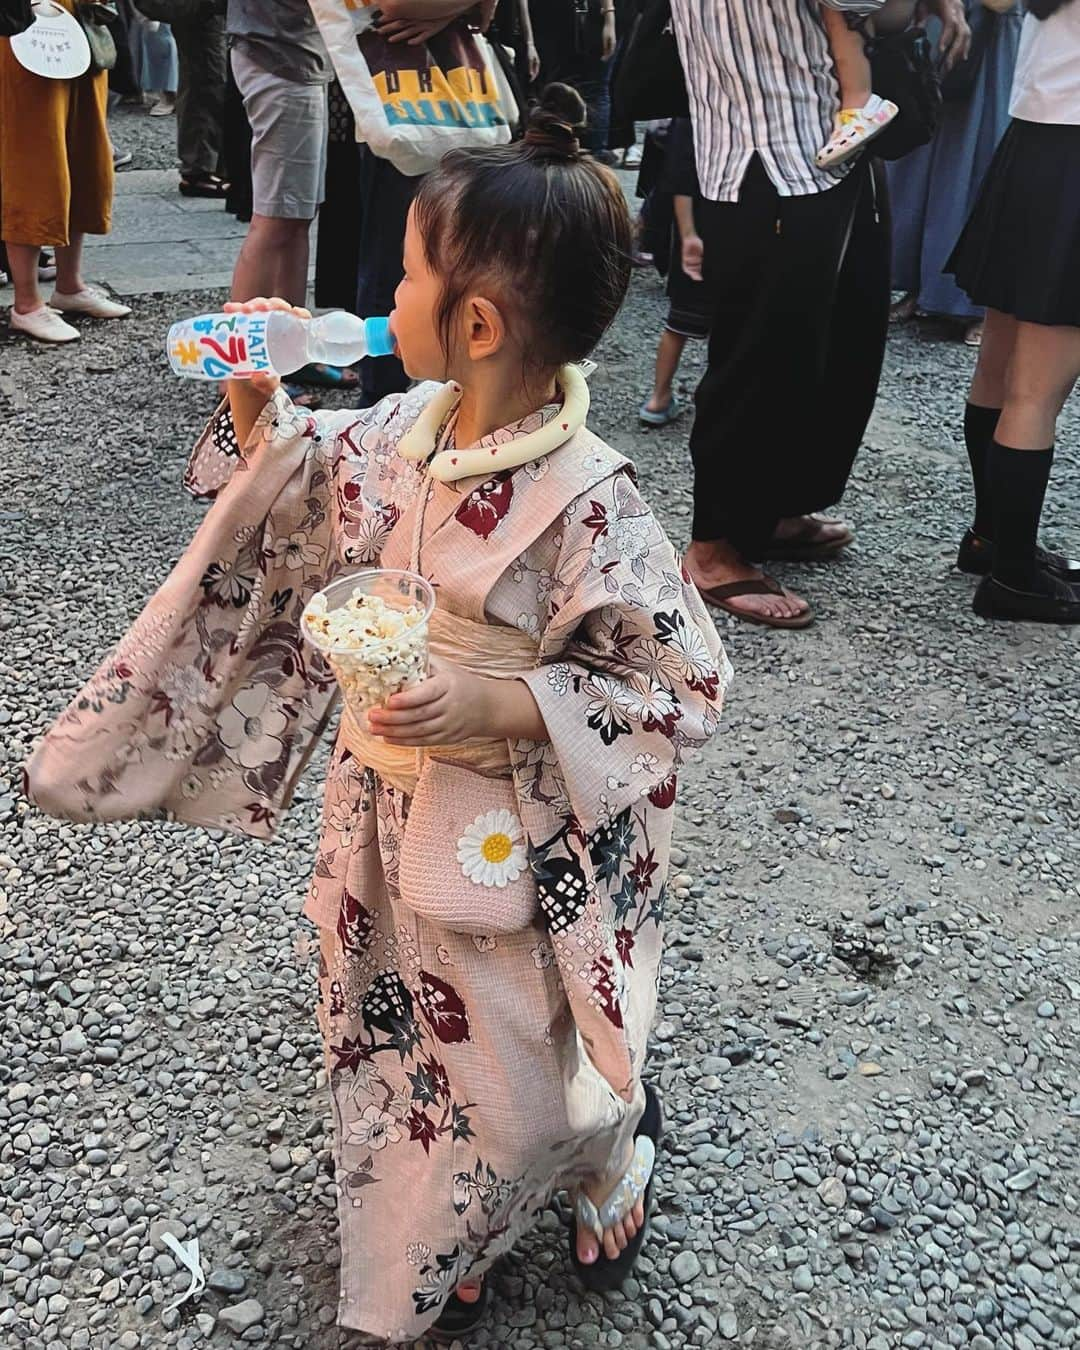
[{"xmin": 947, "ymin": 118, "xmax": 1080, "ymax": 328}]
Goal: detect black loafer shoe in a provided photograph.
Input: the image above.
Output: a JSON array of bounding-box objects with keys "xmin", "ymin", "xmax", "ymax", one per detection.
[
  {"xmin": 973, "ymin": 572, "xmax": 1080, "ymax": 624},
  {"xmin": 958, "ymin": 529, "xmax": 1080, "ymax": 581}
]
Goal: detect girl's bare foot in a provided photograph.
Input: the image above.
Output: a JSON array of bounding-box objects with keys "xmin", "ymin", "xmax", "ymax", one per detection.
[
  {"xmin": 453, "ymin": 1277, "xmax": 483, "ymax": 1303},
  {"xmin": 575, "ymin": 1140, "xmax": 648, "ymax": 1265}
]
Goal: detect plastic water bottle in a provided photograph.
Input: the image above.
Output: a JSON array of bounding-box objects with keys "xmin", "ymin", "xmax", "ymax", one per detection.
[{"xmin": 166, "ymin": 309, "xmax": 396, "ymax": 381}]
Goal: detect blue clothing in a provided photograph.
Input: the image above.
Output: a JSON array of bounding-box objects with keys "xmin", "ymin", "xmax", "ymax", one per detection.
[
  {"xmin": 887, "ymin": 4, "xmax": 1023, "ymax": 321},
  {"xmin": 129, "ymin": 17, "xmax": 178, "ymax": 94}
]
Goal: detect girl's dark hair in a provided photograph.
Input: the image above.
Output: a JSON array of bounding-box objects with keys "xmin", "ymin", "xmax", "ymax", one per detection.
[
  {"xmin": 412, "ymin": 83, "xmax": 633, "ymax": 370},
  {"xmin": 1028, "ymin": 0, "xmax": 1071, "ymax": 15}
]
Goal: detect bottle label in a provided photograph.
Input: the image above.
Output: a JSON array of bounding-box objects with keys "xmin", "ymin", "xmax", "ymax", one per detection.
[{"xmin": 169, "ymin": 313, "xmax": 275, "ymax": 380}]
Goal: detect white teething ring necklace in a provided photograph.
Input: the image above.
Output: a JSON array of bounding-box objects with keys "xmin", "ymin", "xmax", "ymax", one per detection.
[{"xmin": 397, "ymin": 363, "xmax": 590, "ymax": 482}]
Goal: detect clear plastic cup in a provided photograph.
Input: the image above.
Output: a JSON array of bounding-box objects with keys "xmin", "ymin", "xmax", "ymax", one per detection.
[{"xmin": 301, "ymin": 569, "xmax": 435, "ymax": 722}]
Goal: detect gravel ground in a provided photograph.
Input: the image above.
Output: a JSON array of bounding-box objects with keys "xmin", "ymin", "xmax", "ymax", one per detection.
[
  {"xmin": 2, "ymin": 193, "xmax": 1079, "ymax": 1350},
  {"xmin": 109, "ymin": 101, "xmax": 181, "ymax": 175}
]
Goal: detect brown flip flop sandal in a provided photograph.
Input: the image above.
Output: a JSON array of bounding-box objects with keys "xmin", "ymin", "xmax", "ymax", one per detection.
[{"xmin": 697, "ymin": 574, "xmax": 814, "ymax": 629}]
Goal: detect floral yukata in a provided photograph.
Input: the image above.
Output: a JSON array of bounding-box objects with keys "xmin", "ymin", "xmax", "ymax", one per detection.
[{"xmin": 27, "ymin": 381, "xmax": 730, "ymax": 1342}]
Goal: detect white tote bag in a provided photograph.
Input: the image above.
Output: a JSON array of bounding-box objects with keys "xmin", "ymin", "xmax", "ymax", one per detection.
[{"xmin": 309, "ymin": 1, "xmax": 515, "ymax": 177}]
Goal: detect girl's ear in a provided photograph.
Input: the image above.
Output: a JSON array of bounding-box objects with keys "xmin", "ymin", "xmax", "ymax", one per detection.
[{"xmin": 462, "ymin": 295, "xmax": 507, "ymax": 361}]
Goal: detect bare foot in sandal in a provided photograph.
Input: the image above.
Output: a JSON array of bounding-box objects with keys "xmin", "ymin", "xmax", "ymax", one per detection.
[
  {"xmin": 575, "ymin": 1139, "xmax": 648, "ymax": 1266},
  {"xmin": 765, "ymin": 514, "xmax": 853, "ymax": 560},
  {"xmin": 686, "ymin": 541, "xmax": 810, "ymax": 626}
]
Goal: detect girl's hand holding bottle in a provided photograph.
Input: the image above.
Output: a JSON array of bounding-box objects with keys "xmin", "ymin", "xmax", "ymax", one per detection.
[
  {"xmin": 221, "ymin": 297, "xmax": 307, "ymax": 444},
  {"xmin": 367, "ymin": 658, "xmax": 548, "ymax": 746}
]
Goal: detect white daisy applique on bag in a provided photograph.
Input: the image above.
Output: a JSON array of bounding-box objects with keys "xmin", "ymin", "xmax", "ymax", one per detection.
[{"xmin": 457, "ymin": 809, "xmax": 527, "ymax": 887}]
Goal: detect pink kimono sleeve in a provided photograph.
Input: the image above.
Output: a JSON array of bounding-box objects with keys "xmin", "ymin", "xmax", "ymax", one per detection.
[
  {"xmin": 511, "ymin": 471, "xmax": 731, "ymax": 1099},
  {"xmin": 25, "ymin": 390, "xmax": 381, "ymax": 840},
  {"xmin": 518, "ymin": 470, "xmax": 731, "ymax": 840}
]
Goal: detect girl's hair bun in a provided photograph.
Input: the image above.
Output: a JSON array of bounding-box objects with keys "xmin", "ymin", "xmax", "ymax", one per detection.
[{"xmin": 523, "ymin": 83, "xmax": 587, "ymax": 160}]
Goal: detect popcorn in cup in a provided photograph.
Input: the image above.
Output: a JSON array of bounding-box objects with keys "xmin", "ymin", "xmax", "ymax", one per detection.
[{"xmin": 302, "ymin": 570, "xmax": 435, "ymax": 724}]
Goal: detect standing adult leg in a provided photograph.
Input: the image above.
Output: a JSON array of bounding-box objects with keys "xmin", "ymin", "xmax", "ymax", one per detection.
[
  {"xmin": 230, "ymin": 50, "xmax": 327, "ymax": 308},
  {"xmin": 954, "ymin": 306, "xmax": 1015, "ymax": 567},
  {"xmin": 973, "ymin": 322, "xmax": 1080, "ymax": 620},
  {"xmin": 172, "ymin": 9, "xmax": 226, "ymax": 188},
  {"xmin": 772, "ymin": 159, "xmax": 890, "ymax": 530},
  {"xmin": 686, "ymin": 159, "xmax": 862, "ymax": 623}
]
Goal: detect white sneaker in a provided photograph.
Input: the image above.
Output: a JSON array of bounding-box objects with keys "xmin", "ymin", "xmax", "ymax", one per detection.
[
  {"xmin": 815, "ymin": 94, "xmax": 898, "ymax": 169},
  {"xmin": 10, "ymin": 305, "xmax": 80, "ymax": 344},
  {"xmin": 149, "ymin": 94, "xmax": 176, "ymax": 117},
  {"xmin": 50, "ymin": 286, "xmax": 132, "ymax": 319}
]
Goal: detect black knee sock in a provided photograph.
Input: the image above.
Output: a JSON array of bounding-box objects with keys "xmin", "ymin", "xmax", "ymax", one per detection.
[
  {"xmin": 964, "ymin": 403, "xmax": 1000, "ymax": 538},
  {"xmin": 989, "ymin": 440, "xmax": 1054, "ymax": 589}
]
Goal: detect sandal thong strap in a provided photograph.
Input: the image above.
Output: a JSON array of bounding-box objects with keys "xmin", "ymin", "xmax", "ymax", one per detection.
[
  {"xmin": 703, "ymin": 575, "xmax": 784, "ymax": 600},
  {"xmin": 575, "ymin": 1135, "xmax": 656, "ymax": 1242}
]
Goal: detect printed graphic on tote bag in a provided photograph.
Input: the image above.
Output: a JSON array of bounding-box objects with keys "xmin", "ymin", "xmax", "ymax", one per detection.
[
  {"xmin": 362, "ymin": 27, "xmax": 507, "ymax": 132},
  {"xmin": 311, "ymin": 0, "xmax": 514, "ymax": 176}
]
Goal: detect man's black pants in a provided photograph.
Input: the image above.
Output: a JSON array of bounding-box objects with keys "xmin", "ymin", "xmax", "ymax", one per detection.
[{"xmin": 690, "ymin": 156, "xmax": 890, "ymax": 558}]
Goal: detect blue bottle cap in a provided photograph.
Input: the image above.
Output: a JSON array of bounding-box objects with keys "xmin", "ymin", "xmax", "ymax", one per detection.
[{"xmin": 363, "ymin": 316, "xmax": 396, "ymax": 358}]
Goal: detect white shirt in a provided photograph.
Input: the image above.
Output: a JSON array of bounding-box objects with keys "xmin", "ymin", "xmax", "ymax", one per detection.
[
  {"xmin": 670, "ymin": 0, "xmax": 885, "ymax": 202},
  {"xmin": 1010, "ymin": 6, "xmax": 1080, "ymax": 126}
]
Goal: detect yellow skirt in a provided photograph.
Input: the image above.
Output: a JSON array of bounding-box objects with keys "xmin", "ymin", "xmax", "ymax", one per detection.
[{"xmin": 0, "ymin": 4, "xmax": 113, "ymax": 246}]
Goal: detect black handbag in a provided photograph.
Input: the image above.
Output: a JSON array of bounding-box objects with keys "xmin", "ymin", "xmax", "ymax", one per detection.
[
  {"xmin": 76, "ymin": 2, "xmax": 118, "ymax": 72},
  {"xmin": 0, "ymin": 0, "xmax": 32, "ymax": 37},
  {"xmin": 863, "ymin": 26, "xmax": 942, "ymax": 161},
  {"xmin": 612, "ymin": 0, "xmax": 688, "ymax": 125}
]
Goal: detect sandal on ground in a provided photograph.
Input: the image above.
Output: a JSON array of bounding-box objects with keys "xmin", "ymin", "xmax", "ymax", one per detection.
[
  {"xmin": 972, "ymin": 570, "xmax": 1080, "ymax": 625},
  {"xmin": 429, "ymin": 1277, "xmax": 491, "ymax": 1342},
  {"xmin": 760, "ymin": 514, "xmax": 854, "ymax": 562},
  {"xmin": 179, "ymin": 174, "xmax": 229, "ymax": 198},
  {"xmin": 956, "ymin": 528, "xmax": 1080, "ymax": 582},
  {"xmin": 289, "ymin": 361, "xmax": 361, "ymax": 390},
  {"xmin": 697, "ymin": 575, "xmax": 814, "ymax": 630},
  {"xmin": 963, "ymin": 321, "xmax": 983, "ymax": 348},
  {"xmin": 639, "ymin": 397, "xmax": 683, "ymax": 427},
  {"xmin": 889, "ymin": 292, "xmax": 917, "ymax": 324},
  {"xmin": 570, "ymin": 1084, "xmax": 663, "ymax": 1293}
]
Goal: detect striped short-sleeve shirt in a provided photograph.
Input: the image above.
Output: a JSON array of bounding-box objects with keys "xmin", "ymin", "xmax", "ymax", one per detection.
[{"xmin": 670, "ymin": 0, "xmax": 885, "ymax": 202}]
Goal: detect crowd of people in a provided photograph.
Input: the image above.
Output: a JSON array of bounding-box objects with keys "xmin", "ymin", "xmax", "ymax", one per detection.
[{"xmin": 10, "ymin": 1, "xmax": 1080, "ymax": 1340}]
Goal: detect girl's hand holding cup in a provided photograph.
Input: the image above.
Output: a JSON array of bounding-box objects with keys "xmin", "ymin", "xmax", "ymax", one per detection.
[
  {"xmin": 367, "ymin": 658, "xmax": 548, "ymax": 747},
  {"xmin": 366, "ymin": 657, "xmax": 492, "ymax": 747}
]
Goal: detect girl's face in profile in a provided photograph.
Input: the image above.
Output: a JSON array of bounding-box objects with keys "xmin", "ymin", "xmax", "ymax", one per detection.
[{"xmin": 390, "ymin": 206, "xmax": 449, "ymax": 383}]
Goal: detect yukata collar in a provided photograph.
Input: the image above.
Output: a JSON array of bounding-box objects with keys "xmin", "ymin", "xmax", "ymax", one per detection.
[{"xmin": 397, "ymin": 363, "xmax": 590, "ymax": 483}]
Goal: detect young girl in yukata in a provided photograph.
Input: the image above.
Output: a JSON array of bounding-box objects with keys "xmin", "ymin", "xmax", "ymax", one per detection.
[
  {"xmin": 28, "ymin": 85, "xmax": 730, "ymax": 1343},
  {"xmin": 816, "ymin": 0, "xmax": 916, "ymax": 166}
]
